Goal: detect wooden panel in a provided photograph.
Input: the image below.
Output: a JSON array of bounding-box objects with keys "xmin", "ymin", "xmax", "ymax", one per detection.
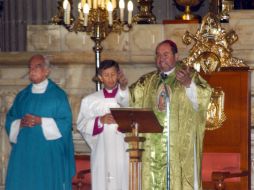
[{"xmin": 201, "ymin": 69, "xmax": 251, "ymax": 190}]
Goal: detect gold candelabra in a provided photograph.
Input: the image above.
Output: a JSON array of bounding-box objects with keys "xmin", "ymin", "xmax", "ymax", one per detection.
[{"xmin": 52, "ymin": 0, "xmax": 134, "ymax": 91}]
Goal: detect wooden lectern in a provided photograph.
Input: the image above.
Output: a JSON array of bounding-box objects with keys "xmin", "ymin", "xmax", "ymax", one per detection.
[{"xmin": 111, "ymin": 108, "xmax": 163, "ymax": 190}]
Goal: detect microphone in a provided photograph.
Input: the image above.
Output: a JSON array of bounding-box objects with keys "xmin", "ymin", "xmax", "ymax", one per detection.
[
  {"xmin": 160, "ymin": 73, "xmax": 169, "ymax": 98},
  {"xmin": 160, "ymin": 73, "xmax": 167, "ymax": 81}
]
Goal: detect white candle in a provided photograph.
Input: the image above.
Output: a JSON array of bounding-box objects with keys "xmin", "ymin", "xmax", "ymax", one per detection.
[
  {"xmin": 63, "ymin": 0, "xmax": 71, "ymax": 25},
  {"xmin": 63, "ymin": 0, "xmax": 68, "ymax": 24},
  {"xmin": 88, "ymin": 0, "xmax": 92, "ymax": 9},
  {"xmin": 112, "ymin": 0, "xmax": 116, "ymax": 9},
  {"xmin": 119, "ymin": 0, "xmax": 125, "ymax": 22},
  {"xmin": 93, "ymin": 0, "xmax": 97, "ymax": 9},
  {"xmin": 107, "ymin": 1, "xmax": 113, "ymax": 25},
  {"xmin": 81, "ymin": 0, "xmax": 86, "ymax": 5},
  {"xmin": 101, "ymin": 0, "xmax": 106, "ymax": 8},
  {"xmin": 78, "ymin": 2, "xmax": 84, "ymax": 19},
  {"xmin": 127, "ymin": 1, "xmax": 133, "ymax": 25},
  {"xmin": 83, "ymin": 3, "xmax": 90, "ymax": 26},
  {"xmin": 105, "ymin": 0, "xmax": 109, "ymax": 7},
  {"xmin": 67, "ymin": 5, "xmax": 71, "ymax": 25}
]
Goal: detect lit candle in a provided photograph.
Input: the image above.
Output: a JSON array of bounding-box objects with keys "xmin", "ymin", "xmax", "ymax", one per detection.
[
  {"xmin": 105, "ymin": 0, "xmax": 109, "ymax": 7},
  {"xmin": 83, "ymin": 3, "xmax": 90, "ymax": 26},
  {"xmin": 112, "ymin": 0, "xmax": 116, "ymax": 9},
  {"xmin": 93, "ymin": 0, "xmax": 97, "ymax": 9},
  {"xmin": 107, "ymin": 1, "xmax": 113, "ymax": 25},
  {"xmin": 88, "ymin": 0, "xmax": 92, "ymax": 9},
  {"xmin": 81, "ymin": 0, "xmax": 86, "ymax": 5},
  {"xmin": 78, "ymin": 2, "xmax": 84, "ymax": 19},
  {"xmin": 63, "ymin": 0, "xmax": 71, "ymax": 25},
  {"xmin": 119, "ymin": 0, "xmax": 125, "ymax": 22},
  {"xmin": 127, "ymin": 0, "xmax": 133, "ymax": 25},
  {"xmin": 101, "ymin": 0, "xmax": 105, "ymax": 9}
]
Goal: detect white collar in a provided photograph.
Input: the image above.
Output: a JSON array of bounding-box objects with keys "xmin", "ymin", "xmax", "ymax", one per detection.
[
  {"xmin": 164, "ymin": 68, "xmax": 175, "ymax": 76},
  {"xmin": 105, "ymin": 88, "xmax": 113, "ymax": 93},
  {"xmin": 32, "ymin": 79, "xmax": 48, "ymax": 94},
  {"xmin": 104, "ymin": 85, "xmax": 118, "ymax": 93}
]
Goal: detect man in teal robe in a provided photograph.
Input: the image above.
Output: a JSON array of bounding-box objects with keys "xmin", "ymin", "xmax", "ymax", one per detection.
[
  {"xmin": 129, "ymin": 40, "xmax": 212, "ymax": 190},
  {"xmin": 5, "ymin": 55, "xmax": 75, "ymax": 190}
]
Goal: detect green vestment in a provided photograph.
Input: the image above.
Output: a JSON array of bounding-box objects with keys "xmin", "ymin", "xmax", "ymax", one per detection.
[{"xmin": 129, "ymin": 63, "xmax": 212, "ymax": 190}]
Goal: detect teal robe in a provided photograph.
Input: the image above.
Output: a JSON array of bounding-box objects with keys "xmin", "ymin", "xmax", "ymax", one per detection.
[{"xmin": 5, "ymin": 79, "xmax": 75, "ymax": 190}]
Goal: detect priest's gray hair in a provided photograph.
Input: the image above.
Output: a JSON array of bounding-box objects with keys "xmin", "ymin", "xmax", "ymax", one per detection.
[{"xmin": 28, "ymin": 54, "xmax": 51, "ymax": 69}]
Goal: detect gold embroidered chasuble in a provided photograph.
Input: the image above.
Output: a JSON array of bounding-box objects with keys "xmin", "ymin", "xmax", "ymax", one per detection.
[{"xmin": 129, "ymin": 64, "xmax": 212, "ymax": 190}]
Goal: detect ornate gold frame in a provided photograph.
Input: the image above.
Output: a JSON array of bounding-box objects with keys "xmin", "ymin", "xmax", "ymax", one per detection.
[
  {"xmin": 182, "ymin": 12, "xmax": 246, "ymax": 74},
  {"xmin": 182, "ymin": 12, "xmax": 248, "ymax": 130}
]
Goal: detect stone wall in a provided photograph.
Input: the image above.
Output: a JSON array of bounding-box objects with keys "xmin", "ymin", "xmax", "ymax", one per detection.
[{"xmin": 0, "ymin": 10, "xmax": 254, "ymax": 188}]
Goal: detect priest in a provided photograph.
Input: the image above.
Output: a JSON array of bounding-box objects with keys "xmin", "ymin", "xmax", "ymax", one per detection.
[
  {"xmin": 5, "ymin": 54, "xmax": 75, "ymax": 190},
  {"xmin": 129, "ymin": 40, "xmax": 212, "ymax": 190}
]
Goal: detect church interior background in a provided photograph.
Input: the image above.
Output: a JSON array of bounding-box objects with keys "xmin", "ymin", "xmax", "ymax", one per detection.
[{"xmin": 0, "ymin": 0, "xmax": 254, "ymax": 189}]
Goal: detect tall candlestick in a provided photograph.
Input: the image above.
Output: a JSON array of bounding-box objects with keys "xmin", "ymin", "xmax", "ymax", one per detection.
[
  {"xmin": 127, "ymin": 1, "xmax": 133, "ymax": 25},
  {"xmin": 119, "ymin": 0, "xmax": 125, "ymax": 22},
  {"xmin": 83, "ymin": 3, "xmax": 90, "ymax": 26},
  {"xmin": 107, "ymin": 1, "xmax": 113, "ymax": 25}
]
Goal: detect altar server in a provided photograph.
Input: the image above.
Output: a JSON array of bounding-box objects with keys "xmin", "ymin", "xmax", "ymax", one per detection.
[{"xmin": 77, "ymin": 60, "xmax": 129, "ymax": 190}]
